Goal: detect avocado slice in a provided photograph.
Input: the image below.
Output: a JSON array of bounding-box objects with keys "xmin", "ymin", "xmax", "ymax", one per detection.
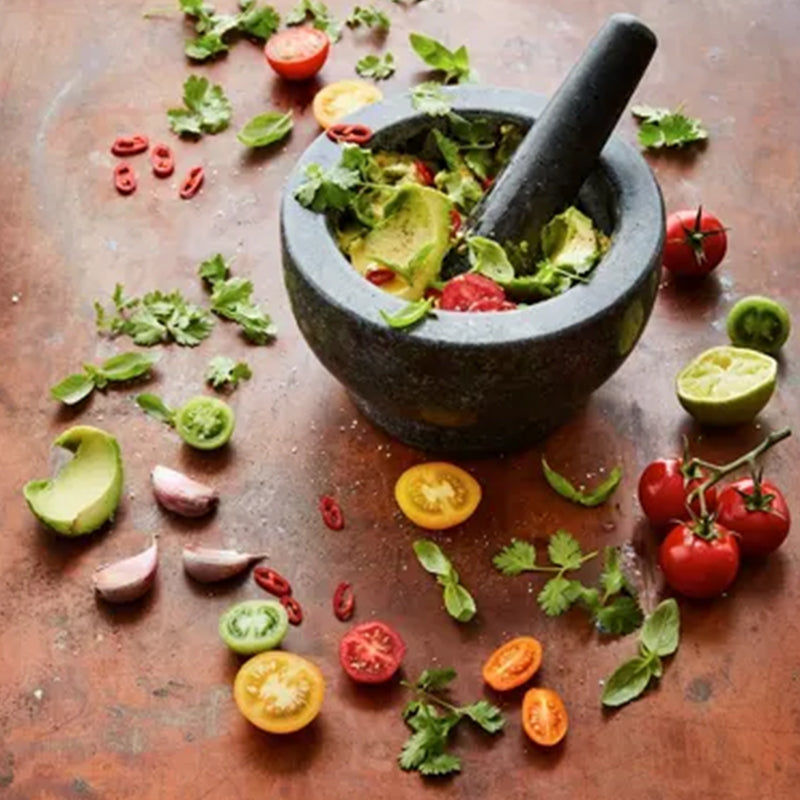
[
  {"xmin": 23, "ymin": 426, "xmax": 123, "ymax": 536},
  {"xmin": 350, "ymin": 185, "xmax": 453, "ymax": 300},
  {"xmin": 540, "ymin": 206, "xmax": 601, "ymax": 274}
]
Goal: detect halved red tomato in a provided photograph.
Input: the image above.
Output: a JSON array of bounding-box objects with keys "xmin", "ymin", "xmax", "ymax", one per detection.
[
  {"xmin": 265, "ymin": 27, "xmax": 330, "ymax": 82},
  {"xmin": 339, "ymin": 621, "xmax": 406, "ymax": 684}
]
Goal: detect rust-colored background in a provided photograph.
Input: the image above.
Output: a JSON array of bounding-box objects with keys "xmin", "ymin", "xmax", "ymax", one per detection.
[{"xmin": 1, "ymin": 1, "xmax": 799, "ymax": 798}]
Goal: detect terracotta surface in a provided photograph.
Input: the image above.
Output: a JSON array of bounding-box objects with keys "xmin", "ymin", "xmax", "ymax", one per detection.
[{"xmin": 1, "ymin": 1, "xmax": 799, "ymax": 798}]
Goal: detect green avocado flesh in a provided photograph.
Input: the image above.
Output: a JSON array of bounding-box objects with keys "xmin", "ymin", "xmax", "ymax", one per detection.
[
  {"xmin": 23, "ymin": 425, "xmax": 123, "ymax": 536},
  {"xmin": 540, "ymin": 206, "xmax": 601, "ymax": 273},
  {"xmin": 350, "ymin": 185, "xmax": 452, "ymax": 300}
]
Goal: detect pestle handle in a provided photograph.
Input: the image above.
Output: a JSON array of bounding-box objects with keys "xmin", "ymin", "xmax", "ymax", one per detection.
[{"xmin": 470, "ymin": 13, "xmax": 657, "ymax": 246}]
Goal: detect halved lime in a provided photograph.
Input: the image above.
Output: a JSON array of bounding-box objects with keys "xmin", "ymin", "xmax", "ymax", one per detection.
[{"xmin": 676, "ymin": 346, "xmax": 777, "ymax": 426}]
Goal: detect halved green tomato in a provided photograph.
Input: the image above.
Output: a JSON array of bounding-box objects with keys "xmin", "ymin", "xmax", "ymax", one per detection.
[
  {"xmin": 726, "ymin": 295, "xmax": 791, "ymax": 354},
  {"xmin": 175, "ymin": 396, "xmax": 235, "ymax": 450},
  {"xmin": 219, "ymin": 600, "xmax": 289, "ymax": 655}
]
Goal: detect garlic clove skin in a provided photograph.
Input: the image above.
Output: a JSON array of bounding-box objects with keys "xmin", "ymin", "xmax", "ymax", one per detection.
[
  {"xmin": 182, "ymin": 547, "xmax": 265, "ymax": 583},
  {"xmin": 94, "ymin": 539, "xmax": 158, "ymax": 603},
  {"xmin": 151, "ymin": 465, "xmax": 218, "ymax": 518}
]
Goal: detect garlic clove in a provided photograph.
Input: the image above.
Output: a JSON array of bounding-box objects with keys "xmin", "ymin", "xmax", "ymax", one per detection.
[
  {"xmin": 94, "ymin": 539, "xmax": 158, "ymax": 603},
  {"xmin": 151, "ymin": 465, "xmax": 218, "ymax": 518},
  {"xmin": 182, "ymin": 546, "xmax": 266, "ymax": 583}
]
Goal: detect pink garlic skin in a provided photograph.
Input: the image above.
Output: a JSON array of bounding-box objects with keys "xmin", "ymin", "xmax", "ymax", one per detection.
[
  {"xmin": 94, "ymin": 540, "xmax": 158, "ymax": 604},
  {"xmin": 182, "ymin": 547, "xmax": 265, "ymax": 583},
  {"xmin": 151, "ymin": 465, "xmax": 218, "ymax": 517}
]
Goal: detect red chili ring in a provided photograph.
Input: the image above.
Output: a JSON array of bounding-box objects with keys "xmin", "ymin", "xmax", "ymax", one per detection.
[
  {"xmin": 365, "ymin": 267, "xmax": 396, "ymax": 286},
  {"xmin": 281, "ymin": 595, "xmax": 303, "ymax": 626},
  {"xmin": 179, "ymin": 166, "xmax": 204, "ymax": 199},
  {"xmin": 113, "ymin": 163, "xmax": 137, "ymax": 195},
  {"xmin": 151, "ymin": 143, "xmax": 174, "ymax": 178},
  {"xmin": 326, "ymin": 123, "xmax": 373, "ymax": 145},
  {"xmin": 333, "ymin": 582, "xmax": 355, "ymax": 622},
  {"xmin": 253, "ymin": 567, "xmax": 292, "ymax": 597},
  {"xmin": 111, "ymin": 135, "xmax": 149, "ymax": 156},
  {"xmin": 319, "ymin": 495, "xmax": 344, "ymax": 530},
  {"xmin": 450, "ymin": 208, "xmax": 463, "ymax": 237},
  {"xmin": 414, "ymin": 160, "xmax": 435, "ymax": 186}
]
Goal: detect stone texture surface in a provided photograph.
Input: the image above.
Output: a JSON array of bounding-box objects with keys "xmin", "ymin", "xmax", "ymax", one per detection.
[{"xmin": 1, "ymin": 1, "xmax": 800, "ymax": 799}]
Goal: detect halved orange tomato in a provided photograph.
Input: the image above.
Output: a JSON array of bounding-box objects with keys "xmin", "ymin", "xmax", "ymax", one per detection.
[
  {"xmin": 482, "ymin": 636, "xmax": 543, "ymax": 691},
  {"xmin": 521, "ymin": 687, "xmax": 568, "ymax": 746},
  {"xmin": 312, "ymin": 80, "xmax": 383, "ymax": 129},
  {"xmin": 233, "ymin": 651, "xmax": 325, "ymax": 734},
  {"xmin": 394, "ymin": 462, "xmax": 481, "ymax": 530}
]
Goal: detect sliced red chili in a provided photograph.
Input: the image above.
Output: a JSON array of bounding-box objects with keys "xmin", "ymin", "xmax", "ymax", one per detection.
[
  {"xmin": 450, "ymin": 208, "xmax": 463, "ymax": 237},
  {"xmin": 326, "ymin": 123, "xmax": 373, "ymax": 145},
  {"xmin": 111, "ymin": 135, "xmax": 149, "ymax": 157},
  {"xmin": 365, "ymin": 267, "xmax": 396, "ymax": 286},
  {"xmin": 113, "ymin": 163, "xmax": 137, "ymax": 195},
  {"xmin": 333, "ymin": 582, "xmax": 355, "ymax": 622},
  {"xmin": 414, "ymin": 160, "xmax": 435, "ymax": 186},
  {"xmin": 179, "ymin": 166, "xmax": 204, "ymax": 199},
  {"xmin": 319, "ymin": 495, "xmax": 344, "ymax": 530},
  {"xmin": 482, "ymin": 176, "xmax": 495, "ymax": 191},
  {"xmin": 424, "ymin": 286, "xmax": 443, "ymax": 304},
  {"xmin": 281, "ymin": 595, "xmax": 303, "ymax": 626},
  {"xmin": 253, "ymin": 567, "xmax": 292, "ymax": 597},
  {"xmin": 151, "ymin": 143, "xmax": 174, "ymax": 178}
]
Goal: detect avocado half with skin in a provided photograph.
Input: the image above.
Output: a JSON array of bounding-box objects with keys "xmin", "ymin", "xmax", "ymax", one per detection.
[{"xmin": 23, "ymin": 425, "xmax": 124, "ymax": 535}]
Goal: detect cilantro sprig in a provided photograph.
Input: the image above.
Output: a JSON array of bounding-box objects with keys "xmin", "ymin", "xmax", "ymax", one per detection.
[
  {"xmin": 409, "ymin": 33, "xmax": 473, "ymax": 84},
  {"xmin": 541, "ymin": 458, "xmax": 622, "ymax": 507},
  {"xmin": 356, "ymin": 52, "xmax": 396, "ymax": 80},
  {"xmin": 410, "ymin": 82, "xmax": 451, "ymax": 116},
  {"xmin": 413, "ymin": 540, "xmax": 476, "ymax": 622},
  {"xmin": 346, "ymin": 4, "xmax": 390, "ymax": 30},
  {"xmin": 50, "ymin": 352, "xmax": 160, "ymax": 406},
  {"xmin": 286, "ymin": 0, "xmax": 342, "ymax": 42},
  {"xmin": 631, "ymin": 105, "xmax": 708, "ymax": 150},
  {"xmin": 601, "ymin": 599, "xmax": 680, "ymax": 707},
  {"xmin": 399, "ymin": 667, "xmax": 504, "ymax": 777},
  {"xmin": 167, "ymin": 75, "xmax": 232, "ymax": 137},
  {"xmin": 205, "ymin": 356, "xmax": 252, "ymax": 390}
]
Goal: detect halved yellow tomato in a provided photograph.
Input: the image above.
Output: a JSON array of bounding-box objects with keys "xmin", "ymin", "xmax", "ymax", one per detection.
[
  {"xmin": 233, "ymin": 651, "xmax": 324, "ymax": 734},
  {"xmin": 312, "ymin": 80, "xmax": 383, "ymax": 129},
  {"xmin": 394, "ymin": 462, "xmax": 481, "ymax": 530}
]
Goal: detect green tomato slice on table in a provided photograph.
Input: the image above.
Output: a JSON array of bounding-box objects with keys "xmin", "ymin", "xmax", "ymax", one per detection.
[
  {"xmin": 219, "ymin": 600, "xmax": 289, "ymax": 655},
  {"xmin": 175, "ymin": 396, "xmax": 235, "ymax": 450},
  {"xmin": 726, "ymin": 295, "xmax": 791, "ymax": 354}
]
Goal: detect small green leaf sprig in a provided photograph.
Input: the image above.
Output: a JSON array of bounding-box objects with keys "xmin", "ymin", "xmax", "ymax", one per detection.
[{"xmin": 413, "ymin": 540, "xmax": 476, "ymax": 622}]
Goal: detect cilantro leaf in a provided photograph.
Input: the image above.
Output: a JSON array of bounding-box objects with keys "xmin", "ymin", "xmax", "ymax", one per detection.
[
  {"xmin": 294, "ymin": 162, "xmax": 361, "ymax": 213},
  {"xmin": 198, "ymin": 254, "xmax": 230, "ymax": 287},
  {"xmin": 594, "ymin": 595, "xmax": 644, "ymax": 636},
  {"xmin": 547, "ymin": 530, "xmax": 584, "ymax": 570},
  {"xmin": 492, "ymin": 539, "xmax": 536, "ymax": 576},
  {"xmin": 409, "ymin": 32, "xmax": 472, "ymax": 84},
  {"xmin": 601, "ymin": 655, "xmax": 655, "ymax": 707},
  {"xmin": 410, "ymin": 82, "xmax": 451, "ymax": 116},
  {"xmin": 356, "ymin": 52, "xmax": 395, "ymax": 80},
  {"xmin": 237, "ymin": 110, "xmax": 292, "ymax": 148},
  {"xmin": 541, "ymin": 458, "xmax": 622, "ymax": 507},
  {"xmin": 632, "ymin": 105, "xmax": 708, "ymax": 149},
  {"xmin": 434, "ymin": 168, "xmax": 483, "ymax": 212},
  {"xmin": 347, "ymin": 4, "xmax": 390, "ymax": 30},
  {"xmin": 50, "ymin": 374, "xmax": 96, "ymax": 406},
  {"xmin": 416, "ymin": 668, "xmax": 457, "ymax": 692},
  {"xmin": 185, "ymin": 32, "xmax": 229, "ymax": 61},
  {"xmin": 168, "ymin": 75, "xmax": 232, "ymax": 137},
  {"xmin": 537, "ymin": 575, "xmax": 575, "ymax": 616},
  {"xmin": 418, "ymin": 753, "xmax": 462, "ymax": 776},
  {"xmin": 599, "ymin": 546, "xmax": 625, "ymax": 597},
  {"xmin": 462, "ymin": 700, "xmax": 504, "ymax": 734},
  {"xmin": 467, "ymin": 236, "xmax": 515, "ymax": 283},
  {"xmin": 236, "ymin": 3, "xmax": 280, "ymax": 39},
  {"xmin": 379, "ymin": 297, "xmax": 434, "ymax": 329},
  {"xmin": 286, "ymin": 0, "xmax": 342, "ymax": 42},
  {"xmin": 206, "ymin": 356, "xmax": 252, "ymax": 390},
  {"xmin": 135, "ymin": 393, "xmax": 176, "ymax": 425}
]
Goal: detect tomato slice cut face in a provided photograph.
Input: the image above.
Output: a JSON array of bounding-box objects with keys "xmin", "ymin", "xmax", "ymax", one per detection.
[
  {"xmin": 219, "ymin": 600, "xmax": 289, "ymax": 655},
  {"xmin": 395, "ymin": 462, "xmax": 482, "ymax": 530},
  {"xmin": 175, "ymin": 396, "xmax": 235, "ymax": 450},
  {"xmin": 482, "ymin": 636, "xmax": 543, "ymax": 691},
  {"xmin": 339, "ymin": 621, "xmax": 406, "ymax": 684},
  {"xmin": 522, "ymin": 687, "xmax": 568, "ymax": 746},
  {"xmin": 265, "ymin": 27, "xmax": 330, "ymax": 82},
  {"xmin": 234, "ymin": 651, "xmax": 325, "ymax": 734}
]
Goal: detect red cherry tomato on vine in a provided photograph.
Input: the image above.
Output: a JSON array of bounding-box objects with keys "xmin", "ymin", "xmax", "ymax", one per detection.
[
  {"xmin": 659, "ymin": 521, "xmax": 740, "ymax": 599},
  {"xmin": 265, "ymin": 27, "xmax": 330, "ymax": 82},
  {"xmin": 638, "ymin": 458, "xmax": 717, "ymax": 528},
  {"xmin": 663, "ymin": 207, "xmax": 727, "ymax": 277},
  {"xmin": 716, "ymin": 478, "xmax": 791, "ymax": 557}
]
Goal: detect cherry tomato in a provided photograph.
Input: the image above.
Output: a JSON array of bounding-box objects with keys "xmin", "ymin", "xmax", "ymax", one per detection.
[
  {"xmin": 264, "ymin": 27, "xmax": 330, "ymax": 82},
  {"xmin": 339, "ymin": 621, "xmax": 406, "ymax": 684},
  {"xmin": 218, "ymin": 599, "xmax": 288, "ymax": 655},
  {"xmin": 663, "ymin": 207, "xmax": 727, "ymax": 277},
  {"xmin": 312, "ymin": 80, "xmax": 383, "ymax": 129},
  {"xmin": 659, "ymin": 521, "xmax": 740, "ymax": 599},
  {"xmin": 482, "ymin": 636, "xmax": 542, "ymax": 691},
  {"xmin": 394, "ymin": 462, "xmax": 481, "ymax": 530},
  {"xmin": 233, "ymin": 651, "xmax": 325, "ymax": 734},
  {"xmin": 440, "ymin": 273, "xmax": 506, "ymax": 313},
  {"xmin": 638, "ymin": 458, "xmax": 717, "ymax": 528},
  {"xmin": 716, "ymin": 477, "xmax": 791, "ymax": 557},
  {"xmin": 175, "ymin": 396, "xmax": 235, "ymax": 450},
  {"xmin": 521, "ymin": 687, "xmax": 568, "ymax": 746}
]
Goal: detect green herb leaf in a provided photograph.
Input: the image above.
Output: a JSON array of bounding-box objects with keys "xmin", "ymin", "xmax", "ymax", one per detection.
[
  {"xmin": 467, "ymin": 236, "xmax": 515, "ymax": 283},
  {"xmin": 462, "ymin": 700, "xmax": 504, "ymax": 733},
  {"xmin": 541, "ymin": 458, "xmax": 622, "ymax": 507},
  {"xmin": 442, "ymin": 582, "xmax": 476, "ymax": 622},
  {"xmin": 601, "ymin": 656, "xmax": 655, "ymax": 707},
  {"xmin": 537, "ymin": 575, "xmax": 576, "ymax": 616},
  {"xmin": 206, "ymin": 356, "xmax": 252, "ymax": 390},
  {"xmin": 640, "ymin": 598, "xmax": 680, "ymax": 657},
  {"xmin": 599, "ymin": 546, "xmax": 625, "ymax": 597},
  {"xmin": 417, "ymin": 752, "xmax": 462, "ymax": 776},
  {"xmin": 409, "ymin": 32, "xmax": 472, "ymax": 84},
  {"xmin": 98, "ymin": 352, "xmax": 160, "ymax": 382},
  {"xmin": 236, "ymin": 2, "xmax": 280, "ymax": 39},
  {"xmin": 434, "ymin": 168, "xmax": 483, "ymax": 213},
  {"xmin": 202, "ymin": 267, "xmax": 277, "ymax": 345},
  {"xmin": 50, "ymin": 373, "xmax": 96, "ymax": 406},
  {"xmin": 347, "ymin": 4, "xmax": 390, "ymax": 30},
  {"xmin": 492, "ymin": 539, "xmax": 536, "ymax": 576},
  {"xmin": 185, "ymin": 32, "xmax": 230, "ymax": 61},
  {"xmin": 355, "ymin": 52, "xmax": 395, "ymax": 80},
  {"xmin": 168, "ymin": 75, "xmax": 232, "ymax": 137},
  {"xmin": 413, "ymin": 539, "xmax": 452, "ymax": 576},
  {"xmin": 380, "ymin": 298, "xmax": 434, "ymax": 329},
  {"xmin": 410, "ymin": 82, "xmax": 451, "ymax": 116},
  {"xmin": 432, "ymin": 129, "xmax": 461, "ymax": 171},
  {"xmin": 294, "ymin": 162, "xmax": 361, "ymax": 213},
  {"xmin": 286, "ymin": 0, "xmax": 342, "ymax": 41},
  {"xmin": 237, "ymin": 110, "xmax": 292, "ymax": 148},
  {"xmin": 135, "ymin": 393, "xmax": 176, "ymax": 426},
  {"xmin": 594, "ymin": 595, "xmax": 644, "ymax": 636},
  {"xmin": 632, "ymin": 105, "xmax": 707, "ymax": 149},
  {"xmin": 547, "ymin": 530, "xmax": 584, "ymax": 570},
  {"xmin": 198, "ymin": 254, "xmax": 230, "ymax": 287},
  {"xmin": 416, "ymin": 667, "xmax": 457, "ymax": 691}
]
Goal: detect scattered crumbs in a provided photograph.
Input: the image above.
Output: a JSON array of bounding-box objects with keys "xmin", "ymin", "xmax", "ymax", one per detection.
[
  {"xmin": 339, "ymin": 426, "xmax": 346, "ymax": 433},
  {"xmin": 291, "ymin": 446, "xmax": 298, "ymax": 454},
  {"xmin": 598, "ymin": 466, "xmax": 605, "ymax": 473},
  {"xmin": 96, "ymin": 633, "xmax": 104, "ymax": 642},
  {"xmin": 598, "ymin": 679, "xmax": 605, "ymax": 686},
  {"xmin": 32, "ymin": 689, "xmax": 44, "ymax": 701},
  {"xmin": 11, "ymin": 293, "xmax": 20, "ymax": 303},
  {"xmin": 72, "ymin": 777, "xmax": 93, "ymax": 795},
  {"xmin": 184, "ymin": 731, "xmax": 195, "ymax": 742}
]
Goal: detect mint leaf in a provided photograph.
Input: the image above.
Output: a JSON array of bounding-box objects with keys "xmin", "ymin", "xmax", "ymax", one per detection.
[
  {"xmin": 237, "ymin": 111, "xmax": 293, "ymax": 148},
  {"xmin": 416, "ymin": 667, "xmax": 457, "ymax": 692},
  {"xmin": 467, "ymin": 236, "xmax": 515, "ymax": 283},
  {"xmin": 410, "ymin": 82, "xmax": 451, "ymax": 116},
  {"xmin": 594, "ymin": 595, "xmax": 644, "ymax": 636},
  {"xmin": 492, "ymin": 539, "xmax": 536, "ymax": 576},
  {"xmin": 135, "ymin": 393, "xmax": 176, "ymax": 425},
  {"xmin": 380, "ymin": 298, "xmax": 434, "ymax": 330},
  {"xmin": 347, "ymin": 4, "xmax": 390, "ymax": 30},
  {"xmin": 601, "ymin": 656, "xmax": 655, "ymax": 707},
  {"xmin": 413, "ymin": 539, "xmax": 451, "ymax": 576},
  {"xmin": 409, "ymin": 32, "xmax": 472, "ymax": 84},
  {"xmin": 541, "ymin": 458, "xmax": 622, "ymax": 507},
  {"xmin": 356, "ymin": 53, "xmax": 395, "ymax": 81},
  {"xmin": 442, "ymin": 582, "xmax": 476, "ymax": 622},
  {"xmin": 50, "ymin": 373, "xmax": 96, "ymax": 406},
  {"xmin": 537, "ymin": 575, "xmax": 575, "ymax": 616},
  {"xmin": 462, "ymin": 700, "xmax": 504, "ymax": 733},
  {"xmin": 640, "ymin": 598, "xmax": 680, "ymax": 657},
  {"xmin": 547, "ymin": 530, "xmax": 584, "ymax": 570},
  {"xmin": 168, "ymin": 75, "xmax": 232, "ymax": 137},
  {"xmin": 206, "ymin": 356, "xmax": 252, "ymax": 390}
]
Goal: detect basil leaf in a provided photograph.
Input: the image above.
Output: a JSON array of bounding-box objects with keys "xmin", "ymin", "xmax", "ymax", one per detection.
[
  {"xmin": 237, "ymin": 111, "xmax": 293, "ymax": 148},
  {"xmin": 135, "ymin": 393, "xmax": 176, "ymax": 426},
  {"xmin": 601, "ymin": 656, "xmax": 655, "ymax": 707},
  {"xmin": 409, "ymin": 33, "xmax": 471, "ymax": 84},
  {"xmin": 98, "ymin": 352, "xmax": 160, "ymax": 382},
  {"xmin": 442, "ymin": 582, "xmax": 476, "ymax": 622},
  {"xmin": 413, "ymin": 539, "xmax": 451, "ymax": 576},
  {"xmin": 541, "ymin": 458, "xmax": 622, "ymax": 507},
  {"xmin": 640, "ymin": 598, "xmax": 680, "ymax": 657},
  {"xmin": 380, "ymin": 298, "xmax": 434, "ymax": 330},
  {"xmin": 50, "ymin": 373, "xmax": 96, "ymax": 406}
]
